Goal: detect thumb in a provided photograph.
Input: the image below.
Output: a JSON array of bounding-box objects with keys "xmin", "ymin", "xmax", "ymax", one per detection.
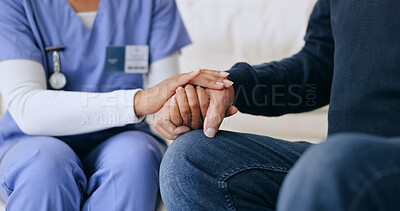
[
  {"xmin": 203, "ymin": 101, "xmax": 226, "ymax": 138},
  {"xmin": 225, "ymin": 105, "xmax": 238, "ymax": 117}
]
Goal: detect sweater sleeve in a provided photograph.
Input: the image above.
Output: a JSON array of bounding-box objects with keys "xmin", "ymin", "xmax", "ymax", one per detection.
[{"xmin": 228, "ymin": 0, "xmax": 333, "ymax": 116}]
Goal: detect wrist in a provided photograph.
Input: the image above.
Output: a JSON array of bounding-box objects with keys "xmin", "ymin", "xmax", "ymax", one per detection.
[{"xmin": 134, "ymin": 90, "xmax": 146, "ymax": 116}]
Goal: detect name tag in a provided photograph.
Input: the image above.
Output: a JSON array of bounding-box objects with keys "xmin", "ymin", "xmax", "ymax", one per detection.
[{"xmin": 105, "ymin": 45, "xmax": 149, "ymax": 74}]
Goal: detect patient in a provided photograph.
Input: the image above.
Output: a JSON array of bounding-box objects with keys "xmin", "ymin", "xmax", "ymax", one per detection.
[{"xmin": 156, "ymin": 0, "xmax": 400, "ymax": 210}]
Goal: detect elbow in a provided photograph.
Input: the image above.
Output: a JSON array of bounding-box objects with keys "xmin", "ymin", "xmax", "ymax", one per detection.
[
  {"xmin": 8, "ymin": 107, "xmax": 44, "ymax": 136},
  {"xmin": 15, "ymin": 118, "xmax": 43, "ymax": 136}
]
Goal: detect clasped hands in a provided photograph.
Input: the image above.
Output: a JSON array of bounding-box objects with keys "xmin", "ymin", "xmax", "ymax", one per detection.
[{"xmin": 134, "ymin": 69, "xmax": 237, "ymax": 139}]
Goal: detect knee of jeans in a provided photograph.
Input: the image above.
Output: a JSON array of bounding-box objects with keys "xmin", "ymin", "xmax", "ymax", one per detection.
[
  {"xmin": 160, "ymin": 130, "xmax": 207, "ymax": 189},
  {"xmin": 161, "ymin": 130, "xmax": 206, "ymax": 168},
  {"xmin": 3, "ymin": 137, "xmax": 85, "ymax": 192}
]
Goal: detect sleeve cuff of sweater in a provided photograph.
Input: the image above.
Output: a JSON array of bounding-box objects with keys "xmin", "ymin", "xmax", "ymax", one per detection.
[{"xmin": 227, "ymin": 62, "xmax": 258, "ymax": 107}]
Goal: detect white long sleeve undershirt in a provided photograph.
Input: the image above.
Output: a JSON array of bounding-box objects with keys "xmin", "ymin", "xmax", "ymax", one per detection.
[{"xmin": 0, "ymin": 53, "xmax": 179, "ymax": 136}]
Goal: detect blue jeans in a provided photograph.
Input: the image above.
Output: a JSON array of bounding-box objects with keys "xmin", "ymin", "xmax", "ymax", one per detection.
[{"xmin": 160, "ymin": 130, "xmax": 400, "ymax": 210}]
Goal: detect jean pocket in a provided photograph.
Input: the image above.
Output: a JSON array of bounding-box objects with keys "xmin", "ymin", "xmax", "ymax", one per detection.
[{"xmin": 218, "ymin": 164, "xmax": 290, "ymax": 211}]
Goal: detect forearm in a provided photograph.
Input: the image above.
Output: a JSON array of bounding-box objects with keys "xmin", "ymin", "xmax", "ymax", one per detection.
[
  {"xmin": 12, "ymin": 89, "xmax": 141, "ymax": 136},
  {"xmin": 228, "ymin": 48, "xmax": 333, "ymax": 116},
  {"xmin": 0, "ymin": 60, "xmax": 143, "ymax": 136}
]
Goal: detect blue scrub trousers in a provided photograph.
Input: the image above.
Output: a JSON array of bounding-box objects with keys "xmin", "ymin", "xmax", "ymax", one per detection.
[
  {"xmin": 0, "ymin": 130, "xmax": 166, "ymax": 211},
  {"xmin": 160, "ymin": 130, "xmax": 400, "ymax": 210}
]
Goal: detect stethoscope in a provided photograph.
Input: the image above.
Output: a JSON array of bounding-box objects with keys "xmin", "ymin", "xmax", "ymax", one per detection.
[{"xmin": 45, "ymin": 46, "xmax": 67, "ymax": 90}]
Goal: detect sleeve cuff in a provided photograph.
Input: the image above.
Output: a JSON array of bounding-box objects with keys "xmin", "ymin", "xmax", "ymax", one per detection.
[
  {"xmin": 227, "ymin": 62, "xmax": 258, "ymax": 107},
  {"xmin": 115, "ymin": 89, "xmax": 145, "ymax": 124},
  {"xmin": 130, "ymin": 89, "xmax": 146, "ymax": 123}
]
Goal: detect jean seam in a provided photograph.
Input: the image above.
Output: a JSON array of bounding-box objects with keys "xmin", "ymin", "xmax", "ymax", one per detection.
[
  {"xmin": 217, "ymin": 164, "xmax": 290, "ymax": 211},
  {"xmin": 349, "ymin": 167, "xmax": 400, "ymax": 211},
  {"xmin": 218, "ymin": 180, "xmax": 236, "ymax": 211},
  {"xmin": 218, "ymin": 164, "xmax": 290, "ymax": 181}
]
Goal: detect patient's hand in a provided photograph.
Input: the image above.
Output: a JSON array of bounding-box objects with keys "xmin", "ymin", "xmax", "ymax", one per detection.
[
  {"xmin": 202, "ymin": 86, "xmax": 237, "ymax": 138},
  {"xmin": 152, "ymin": 85, "xmax": 208, "ymax": 140},
  {"xmin": 153, "ymin": 84, "xmax": 237, "ymax": 140}
]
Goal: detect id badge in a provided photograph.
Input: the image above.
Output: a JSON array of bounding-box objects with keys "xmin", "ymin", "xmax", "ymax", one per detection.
[{"xmin": 105, "ymin": 45, "xmax": 149, "ymax": 74}]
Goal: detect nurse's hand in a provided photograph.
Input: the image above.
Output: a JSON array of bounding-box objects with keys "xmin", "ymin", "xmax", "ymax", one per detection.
[{"xmin": 134, "ymin": 69, "xmax": 233, "ymax": 116}]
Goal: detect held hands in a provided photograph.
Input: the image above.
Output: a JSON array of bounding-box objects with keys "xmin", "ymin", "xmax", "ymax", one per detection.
[
  {"xmin": 134, "ymin": 69, "xmax": 232, "ymax": 116},
  {"xmin": 153, "ymin": 83, "xmax": 237, "ymax": 140}
]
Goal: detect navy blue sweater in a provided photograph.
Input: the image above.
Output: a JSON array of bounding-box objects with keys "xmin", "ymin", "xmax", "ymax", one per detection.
[{"xmin": 228, "ymin": 0, "xmax": 400, "ymax": 137}]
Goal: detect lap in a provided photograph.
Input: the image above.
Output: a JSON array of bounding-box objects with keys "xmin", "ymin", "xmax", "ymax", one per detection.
[
  {"xmin": 161, "ymin": 130, "xmax": 312, "ymax": 210},
  {"xmin": 80, "ymin": 130, "xmax": 165, "ymax": 211},
  {"xmin": 278, "ymin": 133, "xmax": 400, "ymax": 211},
  {"xmin": 81, "ymin": 130, "xmax": 166, "ymax": 175},
  {"xmin": 0, "ymin": 136, "xmax": 86, "ymax": 203},
  {"xmin": 297, "ymin": 133, "xmax": 400, "ymax": 172},
  {"xmin": 164, "ymin": 130, "xmax": 312, "ymax": 178},
  {"xmin": 0, "ymin": 136, "xmax": 81, "ymax": 169},
  {"xmin": 0, "ymin": 130, "xmax": 166, "ymax": 179}
]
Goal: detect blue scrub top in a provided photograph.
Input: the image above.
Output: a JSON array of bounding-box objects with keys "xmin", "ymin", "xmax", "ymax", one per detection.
[{"xmin": 0, "ymin": 0, "xmax": 191, "ymax": 150}]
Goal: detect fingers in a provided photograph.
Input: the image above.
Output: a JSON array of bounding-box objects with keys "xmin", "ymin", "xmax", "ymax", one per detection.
[
  {"xmin": 156, "ymin": 122, "xmax": 190, "ymax": 140},
  {"xmin": 203, "ymin": 87, "xmax": 236, "ymax": 138},
  {"xmin": 188, "ymin": 69, "xmax": 233, "ymax": 90},
  {"xmin": 176, "ymin": 69, "xmax": 201, "ymax": 86},
  {"xmin": 175, "ymin": 87, "xmax": 191, "ymax": 126},
  {"xmin": 140, "ymin": 69, "xmax": 231, "ymax": 116},
  {"xmin": 203, "ymin": 101, "xmax": 226, "ymax": 138},
  {"xmin": 185, "ymin": 85, "xmax": 202, "ymax": 129},
  {"xmin": 169, "ymin": 95, "xmax": 182, "ymax": 126},
  {"xmin": 200, "ymin": 69, "xmax": 234, "ymax": 88},
  {"xmin": 226, "ymin": 105, "xmax": 238, "ymax": 117},
  {"xmin": 153, "ymin": 105, "xmax": 190, "ymax": 140},
  {"xmin": 196, "ymin": 86, "xmax": 210, "ymax": 121}
]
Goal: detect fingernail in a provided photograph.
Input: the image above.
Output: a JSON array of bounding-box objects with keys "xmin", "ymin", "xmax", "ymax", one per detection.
[
  {"xmin": 205, "ymin": 128, "xmax": 217, "ymax": 138},
  {"xmin": 223, "ymin": 79, "xmax": 234, "ymax": 86},
  {"xmin": 171, "ymin": 95, "xmax": 176, "ymax": 104},
  {"xmin": 176, "ymin": 87, "xmax": 183, "ymax": 92},
  {"xmin": 220, "ymin": 71, "xmax": 229, "ymax": 77},
  {"xmin": 216, "ymin": 82, "xmax": 224, "ymax": 86},
  {"xmin": 193, "ymin": 69, "xmax": 201, "ymax": 74}
]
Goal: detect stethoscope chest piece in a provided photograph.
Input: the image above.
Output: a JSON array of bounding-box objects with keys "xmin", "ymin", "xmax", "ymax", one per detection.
[
  {"xmin": 47, "ymin": 49, "xmax": 67, "ymax": 89},
  {"xmin": 49, "ymin": 71, "xmax": 67, "ymax": 90}
]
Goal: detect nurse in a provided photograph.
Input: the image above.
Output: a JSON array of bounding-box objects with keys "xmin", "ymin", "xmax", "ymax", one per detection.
[{"xmin": 0, "ymin": 0, "xmax": 232, "ymax": 210}]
